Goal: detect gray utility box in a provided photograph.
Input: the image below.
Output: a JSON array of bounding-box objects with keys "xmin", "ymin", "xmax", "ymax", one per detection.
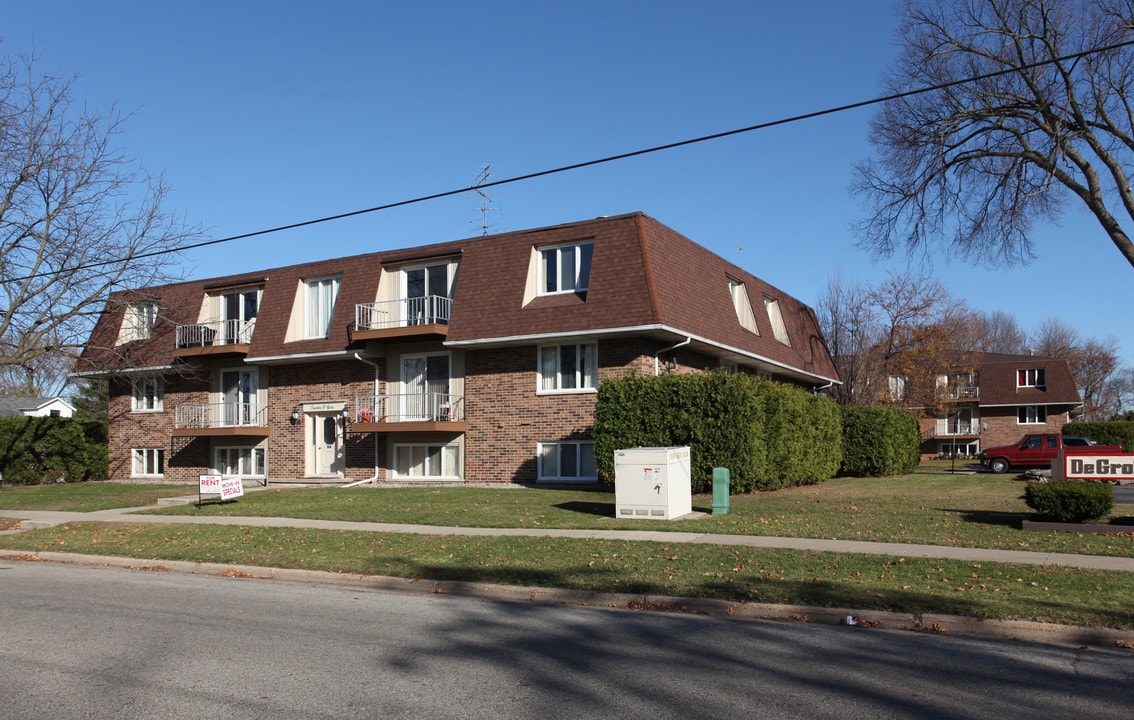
[{"xmin": 614, "ymin": 446, "xmax": 692, "ymax": 520}]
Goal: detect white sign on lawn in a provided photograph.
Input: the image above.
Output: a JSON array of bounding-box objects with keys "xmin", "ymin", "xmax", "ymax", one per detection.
[{"xmin": 199, "ymin": 474, "xmax": 245, "ymax": 501}]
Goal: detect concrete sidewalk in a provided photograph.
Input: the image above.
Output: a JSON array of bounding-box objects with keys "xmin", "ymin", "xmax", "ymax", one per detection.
[{"xmin": 2, "ymin": 501, "xmax": 1133, "ymax": 572}]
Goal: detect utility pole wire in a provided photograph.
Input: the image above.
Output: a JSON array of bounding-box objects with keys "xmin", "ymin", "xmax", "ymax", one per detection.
[{"xmin": 12, "ymin": 37, "xmax": 1134, "ymax": 284}]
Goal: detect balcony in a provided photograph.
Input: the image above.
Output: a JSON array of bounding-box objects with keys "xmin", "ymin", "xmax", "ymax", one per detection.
[
  {"xmin": 351, "ymin": 392, "xmax": 466, "ymax": 433},
  {"xmin": 352, "ymin": 296, "xmax": 451, "ymax": 342},
  {"xmin": 172, "ymin": 402, "xmax": 270, "ymax": 437},
  {"xmin": 174, "ymin": 319, "xmax": 255, "ymax": 357},
  {"xmin": 932, "ymin": 421, "xmax": 981, "ymax": 437},
  {"xmin": 945, "ymin": 386, "xmax": 980, "ymax": 400}
]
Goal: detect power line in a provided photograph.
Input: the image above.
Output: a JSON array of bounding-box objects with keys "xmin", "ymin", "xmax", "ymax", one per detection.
[{"xmin": 14, "ymin": 37, "xmax": 1134, "ymax": 283}]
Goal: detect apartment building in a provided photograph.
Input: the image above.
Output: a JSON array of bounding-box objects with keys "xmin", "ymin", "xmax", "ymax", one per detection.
[
  {"xmin": 76, "ymin": 213, "xmax": 840, "ymax": 485},
  {"xmin": 918, "ymin": 352, "xmax": 1082, "ymax": 457}
]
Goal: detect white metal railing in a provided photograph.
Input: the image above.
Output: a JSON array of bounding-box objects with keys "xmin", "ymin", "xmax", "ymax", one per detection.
[
  {"xmin": 175, "ymin": 402, "xmax": 267, "ymax": 429},
  {"xmin": 176, "ymin": 319, "xmax": 255, "ymax": 348},
  {"xmin": 354, "ymin": 393, "xmax": 464, "ymax": 423},
  {"xmin": 355, "ymin": 296, "xmax": 452, "ymax": 331},
  {"xmin": 934, "ymin": 420, "xmax": 981, "ymax": 436},
  {"xmin": 947, "ymin": 386, "xmax": 980, "ymax": 399}
]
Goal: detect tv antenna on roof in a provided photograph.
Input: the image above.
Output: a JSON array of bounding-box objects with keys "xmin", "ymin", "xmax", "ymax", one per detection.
[{"xmin": 471, "ymin": 165, "xmax": 502, "ymax": 236}]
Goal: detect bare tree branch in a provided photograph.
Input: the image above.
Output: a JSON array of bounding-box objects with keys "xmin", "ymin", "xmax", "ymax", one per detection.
[
  {"xmin": 855, "ymin": 0, "xmax": 1134, "ymax": 269},
  {"xmin": 0, "ymin": 49, "xmax": 200, "ymax": 394}
]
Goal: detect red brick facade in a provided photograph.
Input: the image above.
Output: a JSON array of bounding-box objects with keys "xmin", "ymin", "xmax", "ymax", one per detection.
[{"xmin": 84, "ymin": 213, "xmax": 840, "ymax": 485}]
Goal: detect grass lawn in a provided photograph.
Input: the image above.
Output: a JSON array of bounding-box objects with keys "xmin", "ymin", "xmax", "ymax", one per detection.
[
  {"xmin": 0, "ymin": 481, "xmax": 196, "ymax": 512},
  {"xmin": 127, "ymin": 466, "xmax": 1134, "ymax": 558},
  {"xmin": 2, "ymin": 467, "xmax": 1133, "ymax": 630}
]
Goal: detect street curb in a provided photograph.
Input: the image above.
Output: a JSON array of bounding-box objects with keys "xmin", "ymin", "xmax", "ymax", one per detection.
[{"xmin": 3, "ymin": 548, "xmax": 1131, "ymax": 651}]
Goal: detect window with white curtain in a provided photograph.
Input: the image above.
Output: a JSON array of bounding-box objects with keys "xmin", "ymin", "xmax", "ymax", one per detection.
[
  {"xmin": 393, "ymin": 444, "xmax": 460, "ymax": 479},
  {"xmin": 131, "ymin": 375, "xmax": 164, "ymax": 412},
  {"xmin": 538, "ymin": 442, "xmax": 597, "ymax": 482},
  {"xmin": 305, "ymin": 276, "xmax": 341, "ymax": 338},
  {"xmin": 539, "ymin": 343, "xmax": 597, "ymax": 392},
  {"xmin": 132, "ymin": 448, "xmax": 164, "ymax": 477},
  {"xmin": 215, "ymin": 446, "xmax": 266, "ymax": 477}
]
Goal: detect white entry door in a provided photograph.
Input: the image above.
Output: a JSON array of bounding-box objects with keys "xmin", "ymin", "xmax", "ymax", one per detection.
[{"xmin": 311, "ymin": 413, "xmax": 344, "ymax": 476}]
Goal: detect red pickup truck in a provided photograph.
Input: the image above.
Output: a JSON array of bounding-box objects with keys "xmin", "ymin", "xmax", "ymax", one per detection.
[{"xmin": 979, "ymin": 434, "xmax": 1124, "ymax": 474}]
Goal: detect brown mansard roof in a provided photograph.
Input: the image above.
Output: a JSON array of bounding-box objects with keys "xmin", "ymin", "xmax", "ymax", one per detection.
[
  {"xmin": 954, "ymin": 352, "xmax": 1081, "ymax": 407},
  {"xmin": 77, "ymin": 212, "xmax": 839, "ymax": 385}
]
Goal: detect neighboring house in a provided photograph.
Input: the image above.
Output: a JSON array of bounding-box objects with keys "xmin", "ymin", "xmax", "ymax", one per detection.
[
  {"xmin": 914, "ymin": 352, "xmax": 1082, "ymax": 457},
  {"xmin": 75, "ymin": 212, "xmax": 840, "ymax": 485},
  {"xmin": 0, "ymin": 397, "xmax": 76, "ymax": 418}
]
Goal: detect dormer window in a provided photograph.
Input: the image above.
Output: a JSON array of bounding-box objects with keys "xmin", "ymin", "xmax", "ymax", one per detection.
[
  {"xmin": 764, "ymin": 296, "xmax": 791, "ymax": 346},
  {"xmin": 118, "ymin": 301, "xmax": 158, "ymax": 344},
  {"xmin": 540, "ymin": 241, "xmax": 593, "ymax": 295},
  {"xmin": 727, "ymin": 277, "xmax": 759, "ymax": 334},
  {"xmin": 305, "ymin": 276, "xmax": 340, "ymax": 338},
  {"xmin": 1017, "ymin": 368, "xmax": 1046, "ymax": 389}
]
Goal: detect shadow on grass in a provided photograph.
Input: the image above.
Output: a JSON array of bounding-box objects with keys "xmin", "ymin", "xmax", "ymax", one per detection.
[
  {"xmin": 946, "ymin": 509, "xmax": 1026, "ymax": 529},
  {"xmin": 553, "ymin": 500, "xmax": 613, "ymax": 518}
]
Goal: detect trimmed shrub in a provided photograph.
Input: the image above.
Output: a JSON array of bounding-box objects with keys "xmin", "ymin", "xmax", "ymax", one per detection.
[
  {"xmin": 0, "ymin": 417, "xmax": 108, "ymax": 485},
  {"xmin": 839, "ymin": 405, "xmax": 921, "ymax": 477},
  {"xmin": 1023, "ymin": 481, "xmax": 1115, "ymax": 523},
  {"xmin": 593, "ymin": 371, "xmax": 841, "ymax": 492},
  {"xmin": 760, "ymin": 383, "xmax": 842, "ymax": 489},
  {"xmin": 594, "ymin": 371, "xmax": 767, "ymax": 492},
  {"xmin": 1064, "ymin": 420, "xmax": 1134, "ymax": 452}
]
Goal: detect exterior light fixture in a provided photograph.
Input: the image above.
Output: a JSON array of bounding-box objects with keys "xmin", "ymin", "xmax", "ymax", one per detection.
[{"xmin": 290, "ymin": 407, "xmax": 300, "ymax": 424}]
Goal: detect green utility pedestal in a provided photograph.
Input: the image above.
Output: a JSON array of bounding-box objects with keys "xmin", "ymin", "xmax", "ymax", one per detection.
[{"xmin": 712, "ymin": 467, "xmax": 730, "ymax": 515}]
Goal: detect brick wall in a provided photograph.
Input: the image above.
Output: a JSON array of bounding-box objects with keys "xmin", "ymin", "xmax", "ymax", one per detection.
[
  {"xmin": 105, "ymin": 339, "xmax": 741, "ymax": 485},
  {"xmin": 461, "ymin": 338, "xmax": 714, "ymax": 483}
]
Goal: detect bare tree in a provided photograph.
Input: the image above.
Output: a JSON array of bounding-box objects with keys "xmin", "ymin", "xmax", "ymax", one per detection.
[
  {"xmin": 971, "ymin": 310, "xmax": 1029, "ymax": 354},
  {"xmin": 1030, "ymin": 317, "xmax": 1081, "ymax": 358},
  {"xmin": 855, "ymin": 0, "xmax": 1134, "ymax": 268},
  {"xmin": 0, "ymin": 50, "xmax": 196, "ymax": 394},
  {"xmin": 1073, "ymin": 336, "xmax": 1122, "ymax": 419},
  {"xmin": 815, "ymin": 272, "xmax": 882, "ymax": 405},
  {"xmin": 817, "ymin": 271, "xmax": 977, "ymax": 412}
]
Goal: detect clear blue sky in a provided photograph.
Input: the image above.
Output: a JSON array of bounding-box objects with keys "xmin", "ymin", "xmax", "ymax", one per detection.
[{"xmin": 6, "ymin": 1, "xmax": 1133, "ymax": 367}]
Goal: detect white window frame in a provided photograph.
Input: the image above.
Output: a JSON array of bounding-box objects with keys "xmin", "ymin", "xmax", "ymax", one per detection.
[
  {"xmin": 888, "ymin": 375, "xmax": 907, "ymax": 401},
  {"xmin": 538, "ymin": 343, "xmax": 598, "ymax": 393},
  {"xmin": 131, "ymin": 375, "xmax": 164, "ymax": 412},
  {"xmin": 132, "ymin": 448, "xmax": 164, "ymax": 478},
  {"xmin": 764, "ymin": 296, "xmax": 791, "ymax": 346},
  {"xmin": 1017, "ymin": 368, "xmax": 1046, "ymax": 388},
  {"xmin": 305, "ymin": 276, "xmax": 341, "ymax": 339},
  {"xmin": 1017, "ymin": 405, "xmax": 1048, "ymax": 424},
  {"xmin": 727, "ymin": 277, "xmax": 760, "ymax": 334},
  {"xmin": 215, "ymin": 446, "xmax": 266, "ymax": 478},
  {"xmin": 538, "ymin": 441, "xmax": 597, "ymax": 482},
  {"xmin": 120, "ymin": 301, "xmax": 158, "ymax": 343},
  {"xmin": 392, "ymin": 443, "xmax": 461, "ymax": 480},
  {"xmin": 539, "ymin": 241, "xmax": 593, "ymax": 295}
]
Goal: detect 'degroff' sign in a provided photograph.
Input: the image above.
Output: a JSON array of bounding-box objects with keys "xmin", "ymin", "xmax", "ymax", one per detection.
[{"xmin": 1054, "ymin": 454, "xmax": 1134, "ymax": 481}]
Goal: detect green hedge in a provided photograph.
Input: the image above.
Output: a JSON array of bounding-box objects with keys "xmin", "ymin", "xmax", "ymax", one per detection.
[
  {"xmin": 760, "ymin": 382, "xmax": 842, "ymax": 489},
  {"xmin": 839, "ymin": 405, "xmax": 921, "ymax": 477},
  {"xmin": 1064, "ymin": 420, "xmax": 1134, "ymax": 452},
  {"xmin": 1023, "ymin": 480, "xmax": 1115, "ymax": 523},
  {"xmin": 593, "ymin": 372, "xmax": 766, "ymax": 492},
  {"xmin": 593, "ymin": 372, "xmax": 840, "ymax": 492},
  {"xmin": 0, "ymin": 417, "xmax": 108, "ymax": 485}
]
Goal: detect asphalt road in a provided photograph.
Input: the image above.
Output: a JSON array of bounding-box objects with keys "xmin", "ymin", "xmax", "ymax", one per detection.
[{"xmin": 1, "ymin": 559, "xmax": 1131, "ymax": 719}]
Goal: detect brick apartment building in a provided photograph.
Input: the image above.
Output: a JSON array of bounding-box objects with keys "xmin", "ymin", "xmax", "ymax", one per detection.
[
  {"xmin": 916, "ymin": 352, "xmax": 1082, "ymax": 457},
  {"xmin": 76, "ymin": 212, "xmax": 840, "ymax": 485}
]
